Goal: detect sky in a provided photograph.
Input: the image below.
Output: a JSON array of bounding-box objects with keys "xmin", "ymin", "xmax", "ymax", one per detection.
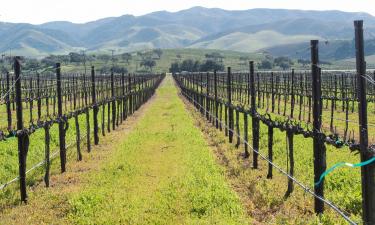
[{"xmin": 0, "ymin": 0, "xmax": 374, "ymax": 24}]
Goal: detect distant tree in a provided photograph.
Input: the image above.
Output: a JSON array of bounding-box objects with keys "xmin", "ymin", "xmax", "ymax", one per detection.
[
  {"xmin": 265, "ymin": 54, "xmax": 273, "ymax": 61},
  {"xmin": 320, "ymin": 60, "xmax": 332, "ymax": 65},
  {"xmin": 121, "ymin": 53, "xmax": 132, "ymax": 64},
  {"xmin": 258, "ymin": 60, "xmax": 273, "ymax": 70},
  {"xmin": 99, "ymin": 65, "xmax": 128, "ymax": 74},
  {"xmin": 239, "ymin": 56, "xmax": 250, "ymax": 69},
  {"xmin": 153, "ymin": 49, "xmax": 163, "ymax": 59},
  {"xmin": 239, "ymin": 56, "xmax": 250, "ymax": 62},
  {"xmin": 86, "ymin": 54, "xmax": 95, "ymax": 66},
  {"xmin": 69, "ymin": 52, "xmax": 84, "ymax": 64},
  {"xmin": 112, "ymin": 65, "xmax": 128, "ymax": 74},
  {"xmin": 200, "ymin": 60, "xmax": 224, "ymax": 72},
  {"xmin": 41, "ymin": 55, "xmax": 59, "ymax": 67},
  {"xmin": 138, "ymin": 51, "xmax": 153, "ymax": 60},
  {"xmin": 58, "ymin": 55, "xmax": 70, "ymax": 65},
  {"xmin": 274, "ymin": 56, "xmax": 293, "ymax": 70},
  {"xmin": 205, "ymin": 52, "xmax": 224, "ymax": 63},
  {"xmin": 180, "ymin": 59, "xmax": 201, "ymax": 72},
  {"xmin": 176, "ymin": 54, "xmax": 182, "ymax": 61},
  {"xmin": 169, "ymin": 62, "xmax": 180, "ymax": 73},
  {"xmin": 193, "ymin": 60, "xmax": 201, "ymax": 72},
  {"xmin": 298, "ymin": 59, "xmax": 310, "ymax": 67},
  {"xmin": 97, "ymin": 54, "xmax": 111, "ymax": 63},
  {"xmin": 140, "ymin": 58, "xmax": 156, "ymax": 71},
  {"xmin": 279, "ymin": 62, "xmax": 291, "ymax": 70},
  {"xmin": 24, "ymin": 58, "xmax": 41, "ymax": 71}
]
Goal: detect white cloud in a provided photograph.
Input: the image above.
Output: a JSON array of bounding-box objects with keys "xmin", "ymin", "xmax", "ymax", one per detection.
[{"xmin": 0, "ymin": 0, "xmax": 374, "ymax": 24}]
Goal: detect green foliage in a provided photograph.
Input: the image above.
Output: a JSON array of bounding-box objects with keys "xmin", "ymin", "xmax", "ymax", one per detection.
[
  {"xmin": 258, "ymin": 59, "xmax": 273, "ymax": 70},
  {"xmin": 0, "ymin": 112, "xmax": 91, "ymax": 207},
  {"xmin": 274, "ymin": 56, "xmax": 293, "ymax": 70},
  {"xmin": 41, "ymin": 55, "xmax": 60, "ymax": 67},
  {"xmin": 169, "ymin": 58, "xmax": 225, "ymax": 73},
  {"xmin": 169, "ymin": 62, "xmax": 180, "ymax": 73},
  {"xmin": 200, "ymin": 60, "xmax": 224, "ymax": 72},
  {"xmin": 99, "ymin": 65, "xmax": 128, "ymax": 74},
  {"xmin": 153, "ymin": 49, "xmax": 163, "ymax": 59},
  {"xmin": 120, "ymin": 53, "xmax": 132, "ymax": 64},
  {"xmin": 68, "ymin": 52, "xmax": 84, "ymax": 64},
  {"xmin": 140, "ymin": 58, "xmax": 156, "ymax": 71},
  {"xmin": 23, "ymin": 58, "xmax": 41, "ymax": 71},
  {"xmin": 180, "ymin": 59, "xmax": 201, "ymax": 72},
  {"xmin": 96, "ymin": 54, "xmax": 111, "ymax": 62},
  {"xmin": 205, "ymin": 52, "xmax": 225, "ymax": 62},
  {"xmin": 297, "ymin": 59, "xmax": 310, "ymax": 66}
]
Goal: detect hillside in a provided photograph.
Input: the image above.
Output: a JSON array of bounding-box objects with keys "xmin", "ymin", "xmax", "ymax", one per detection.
[
  {"xmin": 263, "ymin": 39, "xmax": 375, "ymax": 61},
  {"xmin": 189, "ymin": 30, "xmax": 320, "ymax": 52},
  {"xmin": 1, "ymin": 7, "xmax": 375, "ymax": 57}
]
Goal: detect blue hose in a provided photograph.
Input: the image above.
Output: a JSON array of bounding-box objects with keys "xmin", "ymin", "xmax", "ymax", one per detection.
[{"xmin": 315, "ymin": 157, "xmax": 375, "ymax": 187}]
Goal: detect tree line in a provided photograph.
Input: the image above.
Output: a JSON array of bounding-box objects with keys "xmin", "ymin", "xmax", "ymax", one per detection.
[{"xmin": 0, "ymin": 49, "xmax": 164, "ymax": 73}]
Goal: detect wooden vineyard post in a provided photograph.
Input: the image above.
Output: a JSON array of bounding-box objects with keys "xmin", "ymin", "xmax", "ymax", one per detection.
[
  {"xmin": 6, "ymin": 71, "xmax": 12, "ymax": 131},
  {"xmin": 267, "ymin": 126, "xmax": 273, "ymax": 179},
  {"xmin": 250, "ymin": 61, "xmax": 259, "ymax": 169},
  {"xmin": 44, "ymin": 125, "xmax": 50, "ymax": 187},
  {"xmin": 116, "ymin": 76, "xmax": 120, "ymax": 127},
  {"xmin": 73, "ymin": 76, "xmax": 76, "ymax": 110},
  {"xmin": 354, "ymin": 20, "xmax": 375, "ymax": 225},
  {"xmin": 75, "ymin": 114, "xmax": 82, "ymax": 161},
  {"xmin": 235, "ymin": 109, "xmax": 240, "ymax": 148},
  {"xmin": 86, "ymin": 105, "xmax": 91, "ymax": 153},
  {"xmin": 107, "ymin": 76, "xmax": 111, "ymax": 133},
  {"xmin": 271, "ymin": 72, "xmax": 275, "ymax": 113},
  {"xmin": 28, "ymin": 78, "xmax": 33, "ymax": 123},
  {"xmin": 290, "ymin": 69, "xmax": 295, "ymax": 118},
  {"xmin": 56, "ymin": 63, "xmax": 66, "ymax": 173},
  {"xmin": 311, "ymin": 40, "xmax": 327, "ymax": 214},
  {"xmin": 91, "ymin": 66, "xmax": 99, "ymax": 145},
  {"xmin": 298, "ymin": 73, "xmax": 304, "ymax": 121},
  {"xmin": 83, "ymin": 73, "xmax": 88, "ymax": 106},
  {"xmin": 101, "ymin": 77, "xmax": 106, "ymax": 137},
  {"xmin": 111, "ymin": 69, "xmax": 116, "ymax": 130},
  {"xmin": 128, "ymin": 74, "xmax": 133, "ymax": 116},
  {"xmin": 244, "ymin": 112, "xmax": 249, "ymax": 158},
  {"xmin": 12, "ymin": 77, "xmax": 15, "ymax": 111},
  {"xmin": 227, "ymin": 67, "xmax": 234, "ymax": 143},
  {"xmin": 330, "ymin": 75, "xmax": 336, "ymax": 132},
  {"xmin": 206, "ymin": 72, "xmax": 210, "ymax": 121},
  {"xmin": 122, "ymin": 73, "xmax": 126, "ymax": 121},
  {"xmin": 15, "ymin": 57, "xmax": 29, "ymax": 202},
  {"xmin": 285, "ymin": 130, "xmax": 294, "ymax": 198},
  {"xmin": 200, "ymin": 73, "xmax": 204, "ymax": 114},
  {"xmin": 214, "ymin": 70, "xmax": 219, "ymax": 129},
  {"xmin": 37, "ymin": 72, "xmax": 42, "ymax": 120}
]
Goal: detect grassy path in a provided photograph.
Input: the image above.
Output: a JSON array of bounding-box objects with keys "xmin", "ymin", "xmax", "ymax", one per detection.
[{"xmin": 0, "ymin": 75, "xmax": 249, "ymax": 225}]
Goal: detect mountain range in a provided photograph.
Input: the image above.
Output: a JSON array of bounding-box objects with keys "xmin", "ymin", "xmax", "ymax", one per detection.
[{"xmin": 1, "ymin": 7, "xmax": 375, "ymax": 60}]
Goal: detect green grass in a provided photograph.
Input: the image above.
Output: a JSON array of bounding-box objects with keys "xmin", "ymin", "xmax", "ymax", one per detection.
[
  {"xmin": 0, "ymin": 109, "xmax": 94, "ymax": 206},
  {"xmin": 0, "ymin": 75, "xmax": 250, "ymax": 224},
  {"xmin": 67, "ymin": 76, "xmax": 249, "ymax": 224},
  {"xmin": 182, "ymin": 87, "xmax": 363, "ymax": 224},
  {"xmin": 0, "ymin": 72, "xmax": 367, "ymax": 224}
]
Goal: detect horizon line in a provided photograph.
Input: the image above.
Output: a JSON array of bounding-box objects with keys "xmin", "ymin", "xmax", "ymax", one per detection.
[{"xmin": 0, "ymin": 6, "xmax": 373, "ymax": 25}]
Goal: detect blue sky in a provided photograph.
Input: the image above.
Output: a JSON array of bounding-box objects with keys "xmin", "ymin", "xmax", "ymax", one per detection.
[{"xmin": 0, "ymin": 0, "xmax": 374, "ymax": 24}]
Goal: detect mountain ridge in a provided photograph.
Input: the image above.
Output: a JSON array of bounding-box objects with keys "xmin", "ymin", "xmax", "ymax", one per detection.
[{"xmin": 1, "ymin": 7, "xmax": 375, "ymax": 58}]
